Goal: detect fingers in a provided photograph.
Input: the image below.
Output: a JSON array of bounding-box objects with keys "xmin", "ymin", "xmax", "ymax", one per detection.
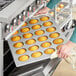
[
  {"xmin": 58, "ymin": 47, "xmax": 65, "ymax": 58},
  {"xmin": 64, "ymin": 55, "xmax": 68, "ymax": 59},
  {"xmin": 58, "ymin": 52, "xmax": 68, "ymax": 58},
  {"xmin": 34, "ymin": 8, "xmax": 48, "ymax": 16},
  {"xmin": 35, "ymin": 11, "xmax": 47, "ymax": 16},
  {"xmin": 57, "ymin": 46, "xmax": 62, "ymax": 54},
  {"xmin": 34, "ymin": 12, "xmax": 42, "ymax": 16},
  {"xmin": 60, "ymin": 53, "xmax": 68, "ymax": 58},
  {"xmin": 57, "ymin": 45, "xmax": 69, "ymax": 58},
  {"xmin": 34, "ymin": 12, "xmax": 40, "ymax": 16}
]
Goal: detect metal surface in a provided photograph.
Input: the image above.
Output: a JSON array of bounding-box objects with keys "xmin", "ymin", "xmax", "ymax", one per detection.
[
  {"xmin": 54, "ymin": 2, "xmax": 69, "ymax": 23},
  {"xmin": 49, "ymin": 2, "xmax": 72, "ymax": 29},
  {"xmin": 8, "ymin": 58, "xmax": 61, "ymax": 76},
  {"xmin": 0, "ymin": 23, "xmax": 3, "ymax": 76},
  {"xmin": 8, "ymin": 59, "xmax": 50, "ymax": 76},
  {"xmin": 0, "ymin": 0, "xmax": 14, "ymax": 11},
  {"xmin": 64, "ymin": 28, "xmax": 74, "ymax": 41},
  {"xmin": 4, "ymin": 3, "xmax": 44, "ymax": 39},
  {"xmin": 0, "ymin": 0, "xmax": 35, "ymax": 23},
  {"xmin": 54, "ymin": 1, "xmax": 72, "ymax": 29},
  {"xmin": 59, "ymin": 14, "xmax": 72, "ymax": 29},
  {"xmin": 3, "ymin": 2, "xmax": 72, "ymax": 39},
  {"xmin": 7, "ymin": 14, "xmax": 66, "ymax": 67},
  {"xmin": 18, "ymin": 66, "xmax": 44, "ymax": 76},
  {"xmin": 43, "ymin": 58, "xmax": 61, "ymax": 76}
]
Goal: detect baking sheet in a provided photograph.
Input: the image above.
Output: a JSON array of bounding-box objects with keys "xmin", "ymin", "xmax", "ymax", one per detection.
[{"xmin": 7, "ymin": 14, "xmax": 66, "ymax": 67}]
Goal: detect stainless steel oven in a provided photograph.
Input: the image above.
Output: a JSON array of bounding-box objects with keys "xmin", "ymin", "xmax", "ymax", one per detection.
[{"xmin": 0, "ymin": 0, "xmax": 75, "ymax": 76}]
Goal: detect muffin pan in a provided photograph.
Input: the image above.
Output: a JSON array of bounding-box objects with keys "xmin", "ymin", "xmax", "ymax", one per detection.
[{"xmin": 7, "ymin": 14, "xmax": 66, "ymax": 67}]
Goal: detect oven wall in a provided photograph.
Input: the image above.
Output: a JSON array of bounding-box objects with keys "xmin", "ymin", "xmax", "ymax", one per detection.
[
  {"xmin": 0, "ymin": 23, "xmax": 3, "ymax": 76},
  {"xmin": 4, "ymin": 41, "xmax": 16, "ymax": 76}
]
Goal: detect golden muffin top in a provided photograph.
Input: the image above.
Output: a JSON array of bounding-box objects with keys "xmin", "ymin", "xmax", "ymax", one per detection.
[
  {"xmin": 13, "ymin": 31, "xmax": 18, "ymax": 35},
  {"xmin": 40, "ymin": 16, "xmax": 49, "ymax": 21},
  {"xmin": 50, "ymin": 12, "xmax": 54, "ymax": 16},
  {"xmin": 53, "ymin": 38, "xmax": 64, "ymax": 44},
  {"xmin": 21, "ymin": 27, "xmax": 30, "ymax": 33},
  {"xmin": 18, "ymin": 55, "xmax": 29, "ymax": 61},
  {"xmin": 41, "ymin": 42, "xmax": 51, "ymax": 48},
  {"xmin": 29, "ymin": 45, "xmax": 39, "ymax": 51},
  {"xmin": 32, "ymin": 25, "xmax": 41, "ymax": 30},
  {"xmin": 35, "ymin": 30, "xmax": 44, "ymax": 35},
  {"xmin": 32, "ymin": 52, "xmax": 42, "ymax": 58},
  {"xmin": 11, "ymin": 36, "xmax": 21, "ymax": 41},
  {"xmin": 13, "ymin": 42, "xmax": 24, "ymax": 48},
  {"xmin": 43, "ymin": 21, "xmax": 53, "ymax": 27},
  {"xmin": 44, "ymin": 48, "xmax": 55, "ymax": 54},
  {"xmin": 49, "ymin": 32, "xmax": 60, "ymax": 38},
  {"xmin": 57, "ymin": 45, "xmax": 62, "ymax": 50},
  {"xmin": 29, "ymin": 19, "xmax": 38, "ymax": 24},
  {"xmin": 16, "ymin": 48, "xmax": 26, "ymax": 54},
  {"xmin": 46, "ymin": 27, "xmax": 56, "ymax": 32},
  {"xmin": 38, "ymin": 36, "xmax": 48, "ymax": 41},
  {"xmin": 23, "ymin": 33, "xmax": 33, "ymax": 38},
  {"xmin": 56, "ymin": 7, "xmax": 61, "ymax": 12},
  {"xmin": 26, "ymin": 39, "xmax": 36, "ymax": 45},
  {"xmin": 59, "ymin": 4, "xmax": 64, "ymax": 8},
  {"xmin": 22, "ymin": 22, "xmax": 27, "ymax": 27}
]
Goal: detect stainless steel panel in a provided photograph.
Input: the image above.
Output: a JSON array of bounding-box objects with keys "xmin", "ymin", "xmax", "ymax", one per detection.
[{"xmin": 0, "ymin": 0, "xmax": 35, "ymax": 23}]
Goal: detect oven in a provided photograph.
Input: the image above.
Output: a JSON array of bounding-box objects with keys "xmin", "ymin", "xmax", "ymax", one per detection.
[{"xmin": 0, "ymin": 0, "xmax": 75, "ymax": 76}]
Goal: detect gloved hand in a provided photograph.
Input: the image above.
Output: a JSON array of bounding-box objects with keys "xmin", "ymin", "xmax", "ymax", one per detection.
[
  {"xmin": 46, "ymin": 0, "xmax": 50, "ymax": 2},
  {"xmin": 34, "ymin": 7, "xmax": 50, "ymax": 16},
  {"xmin": 57, "ymin": 41, "xmax": 76, "ymax": 58}
]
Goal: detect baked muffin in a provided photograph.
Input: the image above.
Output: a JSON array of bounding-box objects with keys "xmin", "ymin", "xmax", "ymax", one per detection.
[
  {"xmin": 57, "ymin": 45, "xmax": 62, "ymax": 50},
  {"xmin": 56, "ymin": 7, "xmax": 61, "ymax": 12},
  {"xmin": 44, "ymin": 48, "xmax": 55, "ymax": 54},
  {"xmin": 59, "ymin": 4, "xmax": 64, "ymax": 8},
  {"xmin": 32, "ymin": 52, "xmax": 42, "ymax": 58},
  {"xmin": 23, "ymin": 33, "xmax": 33, "ymax": 38},
  {"xmin": 18, "ymin": 55, "xmax": 29, "ymax": 61},
  {"xmin": 22, "ymin": 22, "xmax": 27, "ymax": 27},
  {"xmin": 43, "ymin": 21, "xmax": 53, "ymax": 27},
  {"xmin": 35, "ymin": 30, "xmax": 44, "ymax": 35},
  {"xmin": 41, "ymin": 42, "xmax": 51, "ymax": 48},
  {"xmin": 49, "ymin": 33, "xmax": 60, "ymax": 38},
  {"xmin": 26, "ymin": 39, "xmax": 36, "ymax": 45},
  {"xmin": 38, "ymin": 36, "xmax": 48, "ymax": 41},
  {"xmin": 50, "ymin": 12, "xmax": 54, "ymax": 16},
  {"xmin": 29, "ymin": 45, "xmax": 39, "ymax": 51},
  {"xmin": 46, "ymin": 27, "xmax": 56, "ymax": 32},
  {"xmin": 11, "ymin": 36, "xmax": 21, "ymax": 41},
  {"xmin": 13, "ymin": 31, "xmax": 18, "ymax": 35},
  {"xmin": 29, "ymin": 19, "xmax": 38, "ymax": 24},
  {"xmin": 40, "ymin": 16, "xmax": 49, "ymax": 21},
  {"xmin": 13, "ymin": 42, "xmax": 23, "ymax": 48},
  {"xmin": 16, "ymin": 49, "xmax": 26, "ymax": 54},
  {"xmin": 32, "ymin": 25, "xmax": 41, "ymax": 30},
  {"xmin": 53, "ymin": 38, "xmax": 64, "ymax": 44},
  {"xmin": 21, "ymin": 27, "xmax": 30, "ymax": 33}
]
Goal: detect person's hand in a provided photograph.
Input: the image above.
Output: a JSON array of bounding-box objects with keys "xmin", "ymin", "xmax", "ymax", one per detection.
[
  {"xmin": 57, "ymin": 41, "xmax": 76, "ymax": 59},
  {"xmin": 46, "ymin": 0, "xmax": 50, "ymax": 2},
  {"xmin": 35, "ymin": 7, "xmax": 50, "ymax": 16}
]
